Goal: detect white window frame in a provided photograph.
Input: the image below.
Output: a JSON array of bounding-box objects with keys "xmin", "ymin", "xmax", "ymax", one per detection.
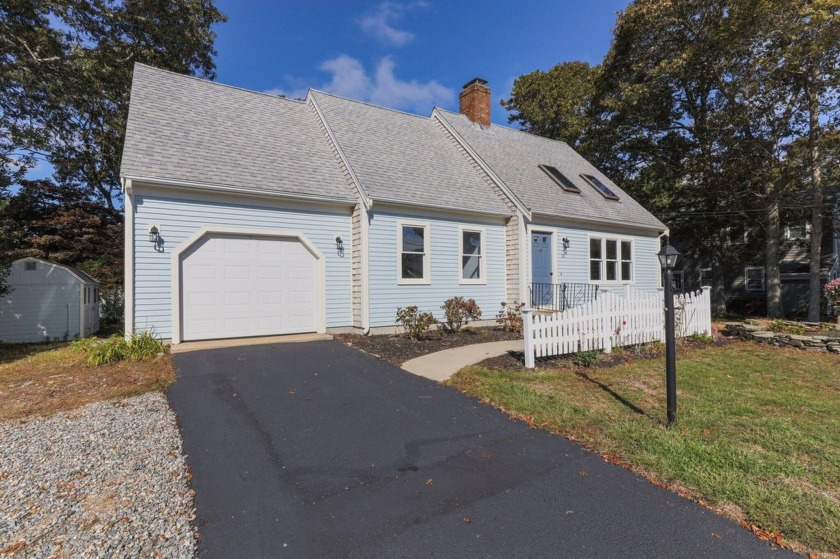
[
  {"xmin": 784, "ymin": 223, "xmax": 810, "ymax": 240},
  {"xmin": 397, "ymin": 220, "xmax": 431, "ymax": 285},
  {"xmin": 744, "ymin": 266, "xmax": 765, "ymax": 291},
  {"xmin": 458, "ymin": 226, "xmax": 486, "ymax": 285},
  {"xmin": 588, "ymin": 234, "xmax": 635, "ymax": 284}
]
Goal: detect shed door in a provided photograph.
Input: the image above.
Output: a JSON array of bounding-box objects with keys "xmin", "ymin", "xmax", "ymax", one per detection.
[{"xmin": 180, "ymin": 234, "xmax": 318, "ymax": 341}]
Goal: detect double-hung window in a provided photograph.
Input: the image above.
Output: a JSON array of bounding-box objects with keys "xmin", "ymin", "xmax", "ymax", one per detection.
[
  {"xmin": 744, "ymin": 267, "xmax": 765, "ymax": 291},
  {"xmin": 589, "ymin": 236, "xmax": 633, "ymax": 283},
  {"xmin": 460, "ymin": 228, "xmax": 485, "ymax": 283},
  {"xmin": 398, "ymin": 222, "xmax": 430, "ymax": 284}
]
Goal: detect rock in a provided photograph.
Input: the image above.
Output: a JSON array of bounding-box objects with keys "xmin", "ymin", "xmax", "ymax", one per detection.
[
  {"xmin": 751, "ymin": 331, "xmax": 776, "ymax": 339},
  {"xmin": 789, "ymin": 334, "xmax": 814, "ymax": 342}
]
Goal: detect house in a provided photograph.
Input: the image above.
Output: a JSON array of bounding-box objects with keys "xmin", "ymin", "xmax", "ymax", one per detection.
[
  {"xmin": 674, "ymin": 203, "xmax": 840, "ymax": 316},
  {"xmin": 121, "ymin": 65, "xmax": 666, "ymax": 343},
  {"xmin": 0, "ymin": 257, "xmax": 100, "ymax": 343}
]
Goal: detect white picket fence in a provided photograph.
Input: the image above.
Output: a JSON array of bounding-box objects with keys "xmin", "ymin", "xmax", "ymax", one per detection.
[{"xmin": 522, "ymin": 286, "xmax": 712, "ymax": 368}]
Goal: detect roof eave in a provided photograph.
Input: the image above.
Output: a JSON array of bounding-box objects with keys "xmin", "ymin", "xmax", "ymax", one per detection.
[{"xmin": 530, "ymin": 211, "xmax": 667, "ymax": 234}]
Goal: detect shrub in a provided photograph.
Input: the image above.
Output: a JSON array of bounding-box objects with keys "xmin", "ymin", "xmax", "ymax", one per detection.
[
  {"xmin": 769, "ymin": 319, "xmax": 806, "ymax": 336},
  {"xmin": 72, "ymin": 330, "xmax": 166, "ymax": 366},
  {"xmin": 395, "ymin": 306, "xmax": 438, "ymax": 340},
  {"xmin": 688, "ymin": 332, "xmax": 714, "ymax": 344},
  {"xmin": 575, "ymin": 350, "xmax": 600, "ymax": 367},
  {"xmin": 441, "ymin": 297, "xmax": 481, "ymax": 332},
  {"xmin": 824, "ymin": 277, "xmax": 840, "ymax": 302},
  {"xmin": 99, "ymin": 288, "xmax": 125, "ymax": 324},
  {"xmin": 496, "ymin": 301, "xmax": 526, "ymax": 334}
]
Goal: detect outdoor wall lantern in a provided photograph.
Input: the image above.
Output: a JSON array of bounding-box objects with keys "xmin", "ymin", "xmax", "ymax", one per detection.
[
  {"xmin": 657, "ymin": 239, "xmax": 681, "ymax": 428},
  {"xmin": 335, "ymin": 236, "xmax": 344, "ymax": 257},
  {"xmin": 561, "ymin": 236, "xmax": 571, "ymax": 255},
  {"xmin": 148, "ymin": 225, "xmax": 160, "ymax": 244}
]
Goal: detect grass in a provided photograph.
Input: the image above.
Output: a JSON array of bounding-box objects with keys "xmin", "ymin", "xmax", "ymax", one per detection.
[
  {"xmin": 0, "ymin": 341, "xmax": 174, "ymax": 422},
  {"xmin": 447, "ymin": 341, "xmax": 840, "ymax": 555}
]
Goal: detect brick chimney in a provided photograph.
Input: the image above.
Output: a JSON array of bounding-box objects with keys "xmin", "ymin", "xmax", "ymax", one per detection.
[{"xmin": 459, "ymin": 78, "xmax": 490, "ymax": 126}]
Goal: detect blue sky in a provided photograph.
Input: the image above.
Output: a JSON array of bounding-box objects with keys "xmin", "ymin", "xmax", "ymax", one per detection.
[
  {"xmin": 212, "ymin": 0, "xmax": 631, "ymax": 124},
  {"xmin": 24, "ymin": 1, "xmax": 630, "ymax": 183}
]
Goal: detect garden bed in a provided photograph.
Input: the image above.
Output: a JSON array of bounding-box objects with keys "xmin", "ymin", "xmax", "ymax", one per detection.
[{"xmin": 335, "ymin": 326, "xmax": 521, "ymax": 366}]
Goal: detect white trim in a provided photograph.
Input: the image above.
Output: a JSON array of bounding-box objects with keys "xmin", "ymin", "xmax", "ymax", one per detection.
[
  {"xmin": 396, "ymin": 220, "xmax": 431, "ymax": 285},
  {"xmin": 122, "ymin": 174, "xmax": 355, "ymax": 208},
  {"xmin": 458, "ymin": 226, "xmax": 487, "ymax": 285},
  {"xmin": 361, "ymin": 205, "xmax": 371, "ymax": 332},
  {"xmin": 431, "ymin": 109, "xmax": 532, "ymax": 220},
  {"xmin": 744, "ymin": 266, "xmax": 765, "ymax": 291},
  {"xmin": 518, "ymin": 217, "xmax": 528, "ymax": 302},
  {"xmin": 531, "ymin": 211, "xmax": 665, "ymax": 234},
  {"xmin": 170, "ymin": 227, "xmax": 327, "ymax": 344},
  {"xmin": 784, "ymin": 223, "xmax": 810, "ymax": 240},
  {"xmin": 372, "ymin": 197, "xmax": 511, "ymax": 219},
  {"xmin": 123, "ymin": 179, "xmax": 135, "ymax": 336},
  {"xmin": 79, "ymin": 285, "xmax": 85, "ymax": 340},
  {"xmin": 587, "ymin": 233, "xmax": 636, "ymax": 285},
  {"xmin": 307, "ymin": 94, "xmax": 372, "ymax": 210},
  {"xmin": 699, "ymin": 267, "xmax": 713, "ymax": 289}
]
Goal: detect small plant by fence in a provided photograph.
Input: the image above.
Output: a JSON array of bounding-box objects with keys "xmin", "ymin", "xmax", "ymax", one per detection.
[{"xmin": 522, "ymin": 286, "xmax": 712, "ymax": 368}]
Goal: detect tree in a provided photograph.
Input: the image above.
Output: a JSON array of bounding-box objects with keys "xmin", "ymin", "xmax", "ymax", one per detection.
[
  {"xmin": 1, "ymin": 179, "xmax": 123, "ymax": 289},
  {"xmin": 0, "ymin": 0, "xmax": 227, "ymax": 209},
  {"xmin": 501, "ymin": 61, "xmax": 598, "ymax": 149}
]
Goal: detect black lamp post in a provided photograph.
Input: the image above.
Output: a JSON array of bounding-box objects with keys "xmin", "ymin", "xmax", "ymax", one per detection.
[{"xmin": 658, "ymin": 240, "xmax": 680, "ymax": 428}]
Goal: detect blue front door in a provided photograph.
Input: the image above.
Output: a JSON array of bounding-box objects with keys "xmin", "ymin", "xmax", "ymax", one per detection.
[{"xmin": 531, "ymin": 232, "xmax": 553, "ymax": 305}]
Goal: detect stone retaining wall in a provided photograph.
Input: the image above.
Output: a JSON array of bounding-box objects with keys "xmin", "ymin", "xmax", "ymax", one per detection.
[{"xmin": 724, "ymin": 322, "xmax": 840, "ymax": 353}]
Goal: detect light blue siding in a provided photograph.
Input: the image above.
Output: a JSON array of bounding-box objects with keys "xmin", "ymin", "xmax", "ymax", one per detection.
[
  {"xmin": 133, "ymin": 189, "xmax": 352, "ymax": 338},
  {"xmin": 530, "ymin": 221, "xmax": 661, "ymax": 292},
  {"xmin": 368, "ymin": 210, "xmax": 507, "ymax": 328}
]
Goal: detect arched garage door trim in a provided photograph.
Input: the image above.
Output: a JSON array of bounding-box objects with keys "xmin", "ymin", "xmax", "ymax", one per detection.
[{"xmin": 171, "ymin": 227, "xmax": 327, "ymax": 344}]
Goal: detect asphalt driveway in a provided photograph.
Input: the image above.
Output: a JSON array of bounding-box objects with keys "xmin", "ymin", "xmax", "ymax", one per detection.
[{"xmin": 169, "ymin": 340, "xmax": 796, "ymax": 559}]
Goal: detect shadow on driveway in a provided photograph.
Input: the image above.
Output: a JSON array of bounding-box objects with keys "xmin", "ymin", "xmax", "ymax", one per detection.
[{"xmin": 169, "ymin": 340, "xmax": 795, "ymax": 559}]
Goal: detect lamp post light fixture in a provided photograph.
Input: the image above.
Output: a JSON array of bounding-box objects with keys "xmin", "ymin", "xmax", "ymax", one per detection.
[{"xmin": 658, "ymin": 239, "xmax": 681, "ymax": 428}]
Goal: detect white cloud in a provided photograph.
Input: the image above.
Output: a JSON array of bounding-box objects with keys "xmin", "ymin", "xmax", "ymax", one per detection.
[
  {"xmin": 357, "ymin": 1, "xmax": 428, "ymax": 46},
  {"xmin": 264, "ymin": 55, "xmax": 454, "ymax": 114}
]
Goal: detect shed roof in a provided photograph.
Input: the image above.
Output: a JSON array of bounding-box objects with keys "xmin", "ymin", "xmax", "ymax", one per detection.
[{"xmin": 14, "ymin": 257, "xmax": 99, "ymax": 285}]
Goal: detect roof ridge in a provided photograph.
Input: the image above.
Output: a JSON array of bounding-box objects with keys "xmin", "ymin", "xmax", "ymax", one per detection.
[
  {"xmin": 310, "ymin": 89, "xmax": 434, "ymax": 122},
  {"xmin": 435, "ymin": 108, "xmax": 575, "ymax": 150},
  {"xmin": 134, "ymin": 63, "xmax": 309, "ymax": 105}
]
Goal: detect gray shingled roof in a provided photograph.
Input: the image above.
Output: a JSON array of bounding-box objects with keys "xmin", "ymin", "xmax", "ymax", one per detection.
[
  {"xmin": 436, "ymin": 110, "xmax": 666, "ymax": 230},
  {"xmin": 310, "ymin": 91, "xmax": 511, "ymax": 216},
  {"xmin": 121, "ymin": 64, "xmax": 355, "ymax": 202}
]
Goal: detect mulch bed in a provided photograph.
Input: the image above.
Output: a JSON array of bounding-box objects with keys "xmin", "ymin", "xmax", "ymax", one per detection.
[
  {"xmin": 335, "ymin": 327, "xmax": 521, "ymax": 366},
  {"xmin": 474, "ymin": 337, "xmax": 735, "ymax": 373}
]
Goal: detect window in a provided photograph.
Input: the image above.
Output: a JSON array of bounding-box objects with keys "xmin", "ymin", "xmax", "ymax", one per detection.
[
  {"xmin": 785, "ymin": 223, "xmax": 809, "ymax": 240},
  {"xmin": 539, "ymin": 164, "xmax": 581, "ymax": 193},
  {"xmin": 699, "ymin": 268, "xmax": 712, "ymax": 288},
  {"xmin": 589, "ymin": 237, "xmax": 633, "ymax": 282},
  {"xmin": 24, "ymin": 261, "xmax": 37, "ymax": 271},
  {"xmin": 460, "ymin": 228, "xmax": 485, "ymax": 283},
  {"xmin": 580, "ymin": 174, "xmax": 619, "ymax": 200},
  {"xmin": 744, "ymin": 267, "xmax": 765, "ymax": 291},
  {"xmin": 398, "ymin": 222, "xmax": 430, "ymax": 284}
]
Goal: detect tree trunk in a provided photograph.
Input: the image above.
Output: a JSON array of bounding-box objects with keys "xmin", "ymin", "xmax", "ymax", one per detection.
[
  {"xmin": 765, "ymin": 182, "xmax": 782, "ymax": 318},
  {"xmin": 806, "ymin": 77, "xmax": 823, "ymax": 322}
]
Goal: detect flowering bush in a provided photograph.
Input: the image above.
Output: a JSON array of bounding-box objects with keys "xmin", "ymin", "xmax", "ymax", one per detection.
[
  {"xmin": 496, "ymin": 301, "xmax": 526, "ymax": 333},
  {"xmin": 441, "ymin": 297, "xmax": 481, "ymax": 333},
  {"xmin": 824, "ymin": 278, "xmax": 840, "ymax": 302},
  {"xmin": 395, "ymin": 306, "xmax": 438, "ymax": 340}
]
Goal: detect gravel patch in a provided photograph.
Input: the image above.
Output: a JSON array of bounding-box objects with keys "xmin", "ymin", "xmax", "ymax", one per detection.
[{"xmin": 0, "ymin": 392, "xmax": 195, "ymax": 558}]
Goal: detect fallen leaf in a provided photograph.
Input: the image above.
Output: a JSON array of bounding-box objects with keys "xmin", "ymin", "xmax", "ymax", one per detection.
[
  {"xmin": 711, "ymin": 532, "xmax": 721, "ymax": 540},
  {"xmin": 425, "ymin": 478, "xmax": 434, "ymax": 486},
  {"xmin": 463, "ymin": 517, "xmax": 471, "ymax": 524},
  {"xmin": 578, "ymin": 471, "xmax": 588, "ymax": 477}
]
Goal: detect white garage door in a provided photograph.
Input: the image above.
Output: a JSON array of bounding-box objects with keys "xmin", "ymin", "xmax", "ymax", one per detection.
[{"xmin": 181, "ymin": 234, "xmax": 318, "ymax": 341}]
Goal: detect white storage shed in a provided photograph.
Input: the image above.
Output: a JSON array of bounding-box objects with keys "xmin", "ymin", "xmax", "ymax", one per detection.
[{"xmin": 0, "ymin": 257, "xmax": 100, "ymax": 343}]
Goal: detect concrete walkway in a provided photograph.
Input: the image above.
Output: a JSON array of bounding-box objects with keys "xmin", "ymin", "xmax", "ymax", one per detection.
[{"xmin": 401, "ymin": 339, "xmax": 523, "ymax": 381}]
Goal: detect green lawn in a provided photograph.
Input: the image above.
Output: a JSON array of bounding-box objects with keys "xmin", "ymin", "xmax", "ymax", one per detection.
[{"xmin": 447, "ymin": 342, "xmax": 840, "ymax": 555}]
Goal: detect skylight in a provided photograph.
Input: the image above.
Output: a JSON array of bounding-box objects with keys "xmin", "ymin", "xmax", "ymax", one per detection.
[
  {"xmin": 539, "ymin": 164, "xmax": 581, "ymax": 193},
  {"xmin": 581, "ymin": 174, "xmax": 619, "ymax": 200}
]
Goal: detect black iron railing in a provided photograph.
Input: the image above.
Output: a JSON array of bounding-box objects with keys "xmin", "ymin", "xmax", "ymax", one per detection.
[{"xmin": 529, "ymin": 282, "xmax": 599, "ymax": 312}]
